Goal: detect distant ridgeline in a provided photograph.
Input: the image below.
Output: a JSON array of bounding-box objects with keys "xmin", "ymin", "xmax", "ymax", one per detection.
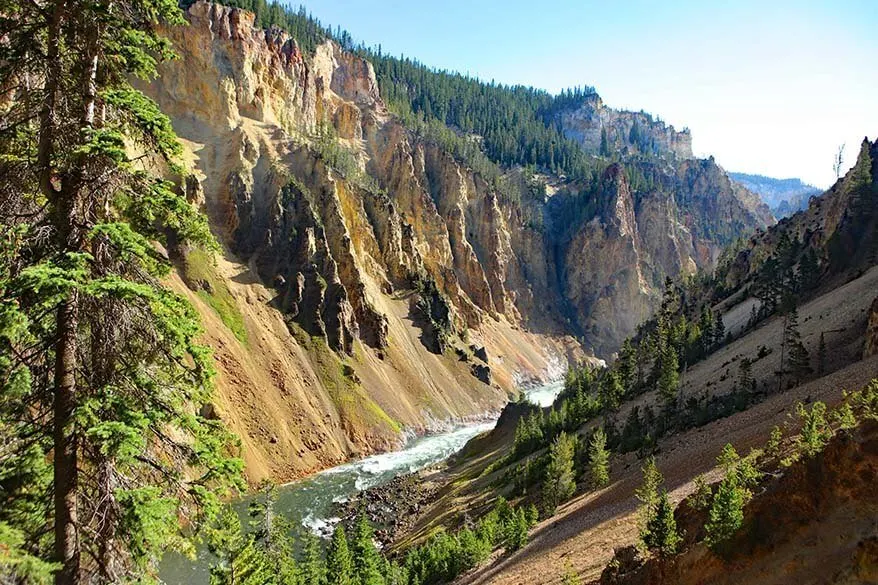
[
  {"xmin": 729, "ymin": 172, "xmax": 823, "ymax": 218},
  {"xmin": 184, "ymin": 0, "xmax": 691, "ymax": 189}
]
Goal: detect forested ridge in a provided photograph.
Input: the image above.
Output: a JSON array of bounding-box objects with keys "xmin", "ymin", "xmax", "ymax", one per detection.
[{"xmin": 187, "ymin": 0, "xmax": 622, "ymax": 183}]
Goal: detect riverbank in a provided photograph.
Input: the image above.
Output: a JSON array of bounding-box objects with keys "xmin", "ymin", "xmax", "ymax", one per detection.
[{"xmin": 330, "ymin": 381, "xmax": 567, "ymax": 549}]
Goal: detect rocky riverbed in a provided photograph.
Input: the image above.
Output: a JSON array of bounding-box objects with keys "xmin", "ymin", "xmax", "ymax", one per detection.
[{"xmin": 333, "ymin": 467, "xmax": 442, "ymax": 547}]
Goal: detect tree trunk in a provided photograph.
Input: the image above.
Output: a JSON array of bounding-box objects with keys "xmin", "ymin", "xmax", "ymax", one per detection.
[
  {"xmin": 37, "ymin": 0, "xmax": 66, "ymax": 204},
  {"xmin": 53, "ymin": 17, "xmax": 100, "ymax": 584},
  {"xmin": 53, "ymin": 292, "xmax": 80, "ymax": 585}
]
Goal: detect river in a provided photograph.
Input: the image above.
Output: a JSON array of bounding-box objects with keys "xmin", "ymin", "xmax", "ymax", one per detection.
[{"xmin": 160, "ymin": 380, "xmax": 563, "ymax": 583}]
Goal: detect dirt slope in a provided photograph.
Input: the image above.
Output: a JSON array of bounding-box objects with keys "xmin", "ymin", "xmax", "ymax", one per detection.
[{"xmin": 421, "ymin": 267, "xmax": 878, "ymax": 585}]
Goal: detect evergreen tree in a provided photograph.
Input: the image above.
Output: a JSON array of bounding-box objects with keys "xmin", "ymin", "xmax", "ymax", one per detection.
[
  {"xmin": 713, "ymin": 312, "xmax": 726, "ymax": 348},
  {"xmin": 300, "ymin": 532, "xmax": 326, "ymax": 585},
  {"xmin": 698, "ymin": 306, "xmax": 715, "ymax": 357},
  {"xmin": 1, "ymin": 0, "xmax": 243, "ymax": 582},
  {"xmin": 327, "ymin": 524, "xmax": 354, "ymax": 585},
  {"xmin": 798, "ymin": 248, "xmax": 820, "ymax": 291},
  {"xmin": 817, "ymin": 332, "xmax": 827, "ymax": 375},
  {"xmin": 505, "ymin": 509, "xmax": 530, "ymax": 551},
  {"xmin": 831, "ymin": 402, "xmax": 857, "ymax": 431},
  {"xmin": 587, "ymin": 428, "xmax": 611, "ymax": 488},
  {"xmin": 796, "ymin": 402, "xmax": 832, "ymax": 458},
  {"xmin": 737, "ymin": 358, "xmax": 754, "ymax": 395},
  {"xmin": 542, "ymin": 432, "xmax": 577, "ymax": 514},
  {"xmin": 352, "ymin": 514, "xmax": 385, "ymax": 585},
  {"xmin": 691, "ymin": 475, "xmax": 713, "ymax": 511},
  {"xmin": 600, "ymin": 371, "xmax": 624, "ymax": 411},
  {"xmin": 705, "ymin": 474, "xmax": 745, "ymax": 550},
  {"xmin": 657, "ymin": 343, "xmax": 680, "ymax": 411},
  {"xmin": 635, "ymin": 457, "xmax": 663, "ymax": 546},
  {"xmin": 765, "ymin": 425, "xmax": 783, "ymax": 460},
  {"xmin": 208, "ymin": 509, "xmax": 274, "ymax": 585},
  {"xmin": 600, "ymin": 128, "xmax": 611, "ymax": 157},
  {"xmin": 618, "ymin": 338, "xmax": 638, "ymax": 395},
  {"xmin": 643, "ymin": 491, "xmax": 680, "ymax": 557},
  {"xmin": 784, "ymin": 308, "xmax": 811, "ymax": 383}
]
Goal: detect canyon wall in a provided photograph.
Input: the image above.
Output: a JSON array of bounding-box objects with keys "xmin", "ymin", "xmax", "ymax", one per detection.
[{"xmin": 143, "ymin": 2, "xmax": 773, "ymax": 481}]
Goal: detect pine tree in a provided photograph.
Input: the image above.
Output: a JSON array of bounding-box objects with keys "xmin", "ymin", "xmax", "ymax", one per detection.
[
  {"xmin": 657, "ymin": 343, "xmax": 680, "ymax": 411},
  {"xmin": 713, "ymin": 311, "xmax": 726, "ymax": 348},
  {"xmin": 737, "ymin": 357, "xmax": 754, "ymax": 395},
  {"xmin": 505, "ymin": 509, "xmax": 530, "ymax": 551},
  {"xmin": 327, "ymin": 524, "xmax": 354, "ymax": 585},
  {"xmin": 796, "ymin": 402, "xmax": 832, "ymax": 457},
  {"xmin": 207, "ymin": 509, "xmax": 274, "ymax": 585},
  {"xmin": 643, "ymin": 491, "xmax": 680, "ymax": 557},
  {"xmin": 817, "ymin": 332, "xmax": 827, "ymax": 375},
  {"xmin": 587, "ymin": 428, "xmax": 611, "ymax": 488},
  {"xmin": 698, "ymin": 306, "xmax": 715, "ymax": 357},
  {"xmin": 784, "ymin": 308, "xmax": 811, "ymax": 383},
  {"xmin": 799, "ymin": 248, "xmax": 820, "ymax": 291},
  {"xmin": 352, "ymin": 514, "xmax": 385, "ymax": 585},
  {"xmin": 600, "ymin": 371, "xmax": 624, "ymax": 411},
  {"xmin": 705, "ymin": 475, "xmax": 745, "ymax": 550},
  {"xmin": 691, "ymin": 475, "xmax": 713, "ymax": 511},
  {"xmin": 618, "ymin": 338, "xmax": 638, "ymax": 395},
  {"xmin": 636, "ymin": 457, "xmax": 663, "ymax": 546},
  {"xmin": 542, "ymin": 432, "xmax": 577, "ymax": 514},
  {"xmin": 765, "ymin": 425, "xmax": 783, "ymax": 460},
  {"xmin": 600, "ymin": 128, "xmax": 611, "ymax": 157},
  {"xmin": 300, "ymin": 532, "xmax": 326, "ymax": 585},
  {"xmin": 1, "ymin": 0, "xmax": 243, "ymax": 582}
]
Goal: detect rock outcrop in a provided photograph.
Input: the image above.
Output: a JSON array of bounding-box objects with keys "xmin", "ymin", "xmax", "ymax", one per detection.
[{"xmin": 558, "ymin": 93, "xmax": 693, "ymax": 160}]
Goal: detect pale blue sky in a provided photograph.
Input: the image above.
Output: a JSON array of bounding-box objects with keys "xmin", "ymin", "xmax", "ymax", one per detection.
[{"xmin": 302, "ymin": 0, "xmax": 877, "ymax": 187}]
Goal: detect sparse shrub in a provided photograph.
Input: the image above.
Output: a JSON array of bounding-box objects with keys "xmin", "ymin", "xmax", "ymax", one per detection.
[{"xmin": 561, "ymin": 563, "xmax": 581, "ymax": 585}]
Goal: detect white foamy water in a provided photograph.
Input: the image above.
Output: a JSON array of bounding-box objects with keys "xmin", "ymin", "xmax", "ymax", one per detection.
[
  {"xmin": 160, "ymin": 381, "xmax": 562, "ymax": 584},
  {"xmin": 523, "ymin": 379, "xmax": 564, "ymax": 407}
]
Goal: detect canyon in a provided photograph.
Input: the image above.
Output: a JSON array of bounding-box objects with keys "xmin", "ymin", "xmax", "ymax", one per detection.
[{"xmin": 139, "ymin": 2, "xmax": 778, "ymax": 483}]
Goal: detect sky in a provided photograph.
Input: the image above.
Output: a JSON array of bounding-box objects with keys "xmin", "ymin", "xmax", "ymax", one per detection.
[{"xmin": 297, "ymin": 0, "xmax": 877, "ymax": 188}]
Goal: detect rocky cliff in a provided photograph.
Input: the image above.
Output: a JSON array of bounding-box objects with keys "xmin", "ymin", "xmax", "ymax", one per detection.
[
  {"xmin": 558, "ymin": 93, "xmax": 693, "ymax": 160},
  {"xmin": 143, "ymin": 2, "xmax": 773, "ymax": 481}
]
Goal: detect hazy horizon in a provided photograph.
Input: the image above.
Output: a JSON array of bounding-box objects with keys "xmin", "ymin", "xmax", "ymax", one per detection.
[{"xmin": 294, "ymin": 0, "xmax": 877, "ymax": 188}]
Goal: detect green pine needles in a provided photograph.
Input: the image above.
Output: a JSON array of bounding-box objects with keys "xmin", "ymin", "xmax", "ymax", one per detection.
[{"xmin": 0, "ymin": 0, "xmax": 244, "ymax": 582}]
